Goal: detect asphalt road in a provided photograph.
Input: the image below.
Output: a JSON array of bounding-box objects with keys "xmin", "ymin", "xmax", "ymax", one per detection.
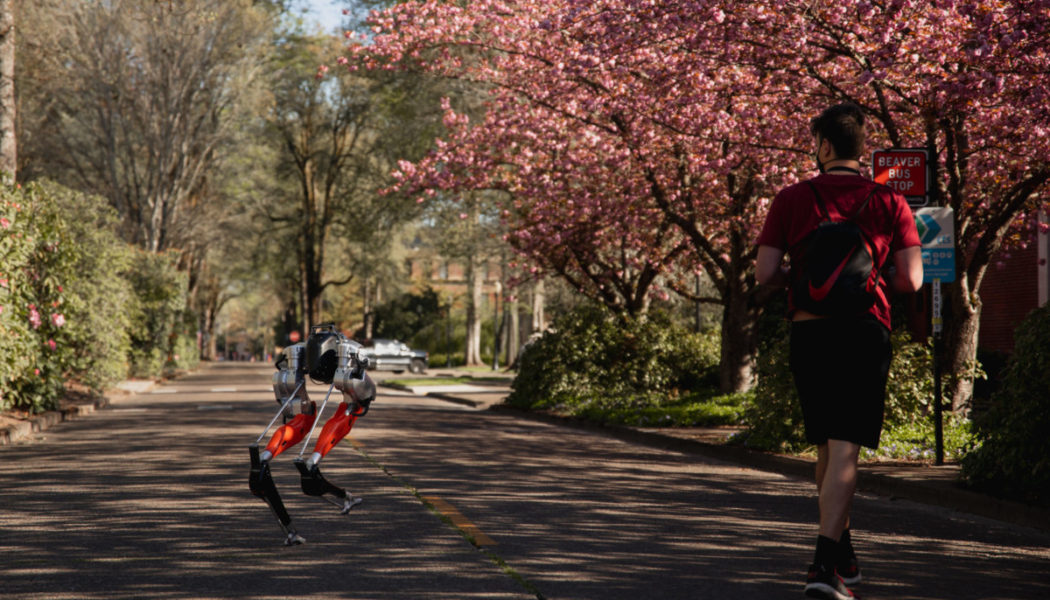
[{"xmin": 1, "ymin": 362, "xmax": 1048, "ymax": 600}]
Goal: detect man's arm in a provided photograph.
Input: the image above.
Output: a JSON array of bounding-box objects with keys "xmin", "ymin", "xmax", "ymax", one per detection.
[
  {"xmin": 891, "ymin": 246, "xmax": 923, "ymax": 294},
  {"xmin": 756, "ymin": 245, "xmax": 789, "ymax": 288}
]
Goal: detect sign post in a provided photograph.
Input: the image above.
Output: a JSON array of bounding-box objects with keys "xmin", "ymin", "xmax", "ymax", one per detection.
[{"xmin": 915, "ymin": 206, "xmax": 955, "ymax": 465}]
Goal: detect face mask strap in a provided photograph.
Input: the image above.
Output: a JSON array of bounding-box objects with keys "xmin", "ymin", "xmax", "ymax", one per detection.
[{"xmin": 814, "ymin": 136, "xmax": 826, "ymax": 174}]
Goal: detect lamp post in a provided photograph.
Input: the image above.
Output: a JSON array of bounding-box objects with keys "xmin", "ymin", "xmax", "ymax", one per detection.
[
  {"xmin": 445, "ymin": 293, "xmax": 453, "ymax": 368},
  {"xmin": 492, "ymin": 281, "xmax": 502, "ymax": 370}
]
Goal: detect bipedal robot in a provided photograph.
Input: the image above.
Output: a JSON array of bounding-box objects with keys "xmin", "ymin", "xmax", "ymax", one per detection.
[{"xmin": 249, "ymin": 323, "xmax": 376, "ymax": 545}]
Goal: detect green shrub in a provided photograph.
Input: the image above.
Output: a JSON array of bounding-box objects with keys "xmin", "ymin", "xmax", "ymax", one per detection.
[
  {"xmin": 507, "ymin": 303, "xmax": 722, "ymax": 420},
  {"xmin": 743, "ymin": 319, "xmax": 937, "ymax": 453},
  {"xmin": 371, "ymin": 287, "xmax": 442, "ymax": 342},
  {"xmin": 124, "ymin": 249, "xmax": 190, "ymax": 378},
  {"xmin": 0, "ymin": 186, "xmax": 38, "ymax": 411},
  {"xmin": 741, "ymin": 318, "xmax": 806, "ymax": 452},
  {"xmin": 962, "ymin": 303, "xmax": 1050, "ymax": 505},
  {"xmin": 38, "ymin": 183, "xmax": 134, "ymax": 391},
  {"xmin": 0, "ymin": 181, "xmax": 78, "ymax": 412},
  {"xmin": 862, "ymin": 413, "xmax": 974, "ymax": 462},
  {"xmin": 0, "ymin": 179, "xmax": 197, "ymax": 412}
]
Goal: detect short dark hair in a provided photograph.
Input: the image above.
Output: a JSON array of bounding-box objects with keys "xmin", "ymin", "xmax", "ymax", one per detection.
[{"xmin": 810, "ymin": 103, "xmax": 866, "ymax": 160}]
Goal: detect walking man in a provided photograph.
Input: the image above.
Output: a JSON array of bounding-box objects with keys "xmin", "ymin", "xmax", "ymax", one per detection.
[{"xmin": 755, "ymin": 103, "xmax": 923, "ymax": 599}]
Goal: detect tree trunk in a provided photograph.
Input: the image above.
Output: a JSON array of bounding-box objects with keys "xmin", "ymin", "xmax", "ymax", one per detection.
[
  {"xmin": 719, "ymin": 280, "xmax": 760, "ymax": 393},
  {"xmin": 492, "ymin": 282, "xmax": 503, "ymax": 369},
  {"xmin": 943, "ymin": 277, "xmax": 982, "ymax": 412},
  {"xmin": 465, "ymin": 255, "xmax": 483, "ymax": 365},
  {"xmin": 530, "ymin": 278, "xmax": 546, "ymax": 334},
  {"xmin": 361, "ymin": 278, "xmax": 374, "ymax": 340},
  {"xmin": 299, "ymin": 260, "xmax": 310, "ymax": 336},
  {"xmin": 0, "ymin": 0, "xmax": 16, "ymax": 179},
  {"xmin": 506, "ymin": 294, "xmax": 520, "ymax": 365},
  {"xmin": 200, "ymin": 305, "xmax": 218, "ymax": 361}
]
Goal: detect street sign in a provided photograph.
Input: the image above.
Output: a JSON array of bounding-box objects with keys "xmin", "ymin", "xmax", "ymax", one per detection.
[
  {"xmin": 915, "ymin": 206, "xmax": 955, "ymax": 283},
  {"xmin": 873, "ymin": 148, "xmax": 929, "ymax": 207}
]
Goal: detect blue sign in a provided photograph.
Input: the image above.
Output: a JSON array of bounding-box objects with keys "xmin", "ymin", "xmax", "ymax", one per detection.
[{"xmin": 915, "ymin": 207, "xmax": 955, "ymax": 283}]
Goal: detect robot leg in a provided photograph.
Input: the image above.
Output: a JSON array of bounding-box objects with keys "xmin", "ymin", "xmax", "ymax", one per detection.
[
  {"xmin": 248, "ymin": 405, "xmax": 317, "ymax": 545},
  {"xmin": 249, "ymin": 444, "xmax": 305, "ymax": 545},
  {"xmin": 261, "ymin": 411, "xmax": 317, "ymax": 461},
  {"xmin": 294, "ymin": 401, "xmax": 362, "ymax": 513}
]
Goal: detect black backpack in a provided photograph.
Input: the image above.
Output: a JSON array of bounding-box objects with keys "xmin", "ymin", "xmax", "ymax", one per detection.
[{"xmin": 790, "ymin": 182, "xmax": 883, "ymax": 317}]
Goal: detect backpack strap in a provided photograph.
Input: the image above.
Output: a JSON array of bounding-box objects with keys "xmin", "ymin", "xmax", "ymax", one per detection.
[
  {"xmin": 806, "ymin": 181, "xmax": 879, "ymax": 222},
  {"xmin": 805, "ymin": 181, "xmax": 832, "ymax": 222}
]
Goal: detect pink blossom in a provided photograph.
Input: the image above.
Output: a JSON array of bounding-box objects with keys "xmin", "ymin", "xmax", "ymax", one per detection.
[
  {"xmin": 354, "ymin": 0, "xmax": 1050, "ymax": 324},
  {"xmin": 28, "ymin": 305, "xmax": 42, "ymax": 329},
  {"xmin": 0, "ymin": 217, "xmax": 9, "ymax": 228},
  {"xmin": 48, "ymin": 339, "xmax": 57, "ymax": 351},
  {"xmin": 33, "ymin": 368, "xmax": 40, "ymax": 376},
  {"xmin": 51, "ymin": 313, "xmax": 66, "ymax": 328}
]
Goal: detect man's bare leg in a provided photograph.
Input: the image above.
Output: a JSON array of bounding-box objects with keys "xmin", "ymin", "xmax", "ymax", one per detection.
[{"xmin": 818, "ymin": 439, "xmax": 859, "ymax": 541}]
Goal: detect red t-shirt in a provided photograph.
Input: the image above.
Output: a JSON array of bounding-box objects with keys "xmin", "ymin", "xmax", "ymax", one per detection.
[{"xmin": 756, "ymin": 173, "xmax": 921, "ymax": 330}]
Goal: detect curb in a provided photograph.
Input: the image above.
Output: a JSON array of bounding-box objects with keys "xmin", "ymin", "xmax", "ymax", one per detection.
[
  {"xmin": 489, "ymin": 404, "xmax": 1050, "ymax": 535},
  {"xmin": 424, "ymin": 391, "xmax": 489, "ymax": 409},
  {"xmin": 0, "ymin": 395, "xmax": 112, "ymax": 446},
  {"xmin": 378, "ymin": 382, "xmax": 493, "ymax": 409},
  {"xmin": 0, "ymin": 378, "xmax": 160, "ymax": 447}
]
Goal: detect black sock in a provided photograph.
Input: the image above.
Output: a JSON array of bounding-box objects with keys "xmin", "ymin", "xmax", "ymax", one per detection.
[
  {"xmin": 814, "ymin": 535, "xmax": 839, "ymax": 571},
  {"xmin": 839, "ymin": 528, "xmax": 856, "ymax": 560}
]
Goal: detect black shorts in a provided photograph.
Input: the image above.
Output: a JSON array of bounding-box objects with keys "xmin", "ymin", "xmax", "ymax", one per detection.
[{"xmin": 789, "ymin": 316, "xmax": 892, "ymax": 449}]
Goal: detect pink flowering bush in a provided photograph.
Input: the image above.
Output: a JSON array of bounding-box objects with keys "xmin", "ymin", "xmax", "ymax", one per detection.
[
  {"xmin": 32, "ymin": 182, "xmax": 136, "ymax": 394},
  {"xmin": 0, "ymin": 181, "xmax": 136, "ymax": 412},
  {"xmin": 0, "ymin": 196, "xmax": 35, "ymax": 410}
]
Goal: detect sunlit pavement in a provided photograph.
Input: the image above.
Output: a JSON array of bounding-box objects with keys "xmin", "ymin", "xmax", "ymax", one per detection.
[{"xmin": 1, "ymin": 362, "xmax": 1048, "ymax": 599}]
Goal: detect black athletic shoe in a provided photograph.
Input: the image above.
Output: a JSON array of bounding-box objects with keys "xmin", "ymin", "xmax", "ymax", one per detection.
[
  {"xmin": 837, "ymin": 555, "xmax": 861, "ymax": 586},
  {"xmin": 838, "ymin": 530, "xmax": 861, "ymax": 585},
  {"xmin": 805, "ymin": 564, "xmax": 855, "ymax": 599}
]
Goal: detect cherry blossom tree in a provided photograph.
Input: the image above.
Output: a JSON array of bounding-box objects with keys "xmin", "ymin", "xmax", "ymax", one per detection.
[
  {"xmin": 396, "ymin": 97, "xmax": 692, "ymax": 317},
  {"xmin": 740, "ymin": 0, "xmax": 1050, "ymax": 409},
  {"xmin": 350, "ymin": 0, "xmax": 1049, "ymax": 399},
  {"xmin": 352, "ymin": 0, "xmax": 810, "ymax": 392}
]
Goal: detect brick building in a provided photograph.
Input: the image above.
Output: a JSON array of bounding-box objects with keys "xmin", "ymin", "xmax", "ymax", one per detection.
[{"xmin": 978, "ymin": 237, "xmax": 1050, "ymax": 354}]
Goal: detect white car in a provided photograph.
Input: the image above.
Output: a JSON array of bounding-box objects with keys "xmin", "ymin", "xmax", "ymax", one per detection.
[{"xmin": 359, "ymin": 339, "xmax": 429, "ymax": 374}]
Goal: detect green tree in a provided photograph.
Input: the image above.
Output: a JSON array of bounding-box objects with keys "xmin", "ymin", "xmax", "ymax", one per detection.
[{"xmin": 25, "ymin": 0, "xmax": 269, "ymax": 253}]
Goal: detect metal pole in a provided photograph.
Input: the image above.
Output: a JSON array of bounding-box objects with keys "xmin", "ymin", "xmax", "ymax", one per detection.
[
  {"xmin": 492, "ymin": 281, "xmax": 502, "ymax": 371},
  {"xmin": 446, "ymin": 299, "xmax": 453, "ymax": 368},
  {"xmin": 932, "ymin": 279, "xmax": 944, "ymax": 465}
]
